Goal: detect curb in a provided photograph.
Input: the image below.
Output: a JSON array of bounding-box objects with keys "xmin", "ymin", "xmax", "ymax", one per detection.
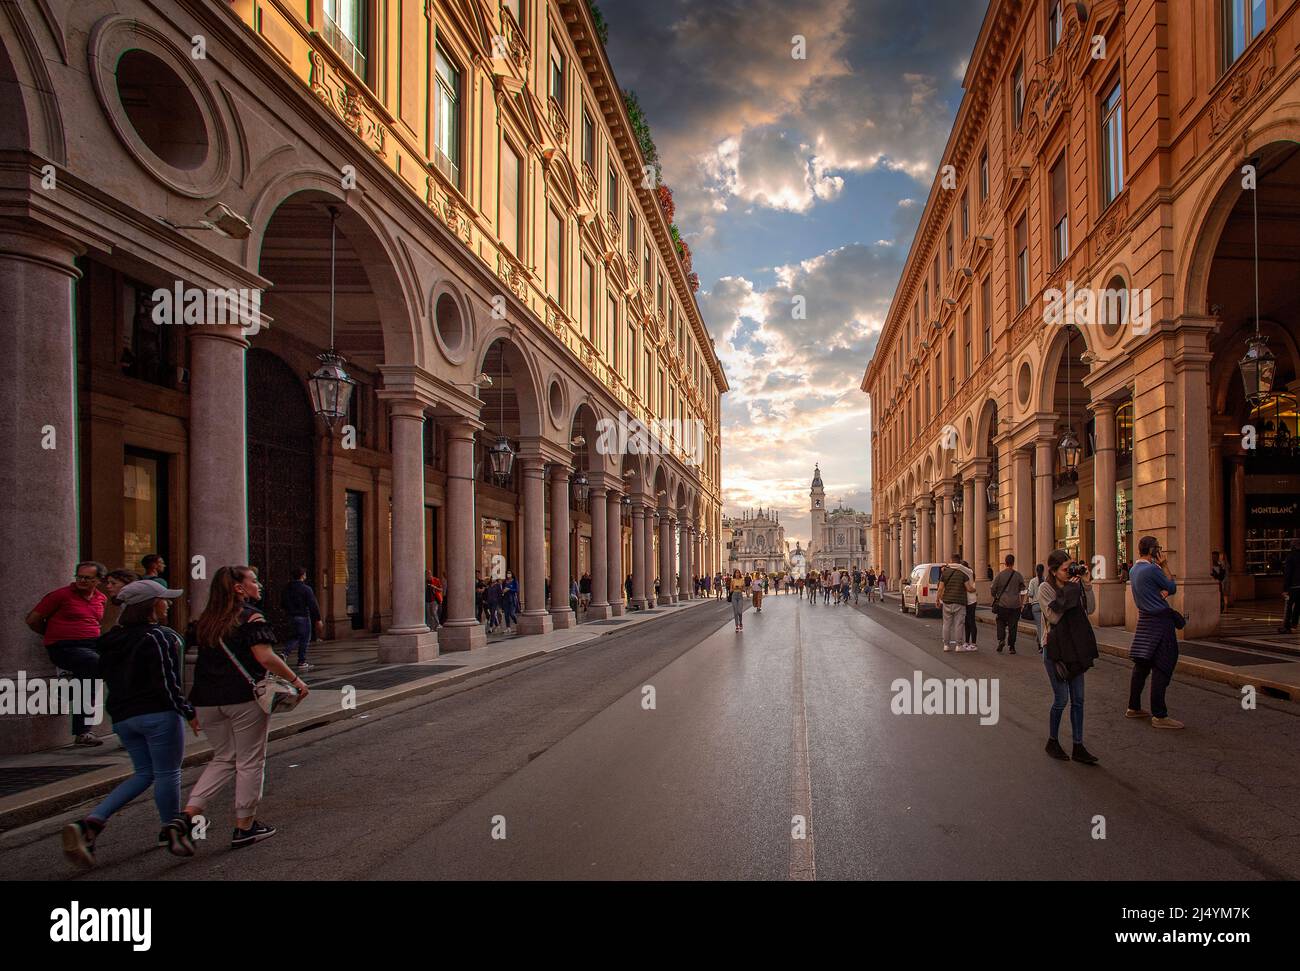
[{"xmin": 0, "ymin": 599, "xmax": 724, "ymax": 832}]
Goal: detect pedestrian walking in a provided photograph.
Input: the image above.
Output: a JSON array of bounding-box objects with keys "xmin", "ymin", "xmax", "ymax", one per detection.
[
  {"xmin": 1278, "ymin": 539, "xmax": 1300, "ymax": 634},
  {"xmin": 61, "ymin": 581, "xmax": 196, "ymax": 867},
  {"xmin": 936, "ymin": 557, "xmax": 975, "ymax": 653},
  {"xmin": 25, "ymin": 561, "xmax": 108, "ymax": 746},
  {"xmin": 751, "ymin": 574, "xmax": 764, "ymax": 613},
  {"xmin": 280, "ymin": 568, "xmax": 322, "ymax": 671},
  {"xmin": 960, "ymin": 560, "xmax": 978, "ymax": 650},
  {"xmin": 1127, "ymin": 536, "xmax": 1185, "ymax": 728},
  {"xmin": 730, "ymin": 570, "xmax": 747, "ymax": 631},
  {"xmin": 1027, "ymin": 563, "xmax": 1045, "ymax": 652},
  {"xmin": 183, "ymin": 565, "xmax": 309, "ymax": 849},
  {"xmin": 991, "ymin": 554, "xmax": 1027, "ymax": 654},
  {"xmin": 1211, "ymin": 552, "xmax": 1227, "ymax": 614},
  {"xmin": 1039, "ymin": 549, "xmax": 1099, "ymax": 764},
  {"xmin": 504, "ymin": 572, "xmax": 519, "ymax": 631}
]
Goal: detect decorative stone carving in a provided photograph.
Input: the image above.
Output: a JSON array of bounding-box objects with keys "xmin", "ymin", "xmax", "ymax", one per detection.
[
  {"xmin": 496, "ymin": 252, "xmax": 528, "ymax": 301},
  {"xmin": 309, "ymin": 48, "xmax": 387, "ymax": 157},
  {"xmin": 1210, "ymin": 37, "xmax": 1277, "ymax": 136}
]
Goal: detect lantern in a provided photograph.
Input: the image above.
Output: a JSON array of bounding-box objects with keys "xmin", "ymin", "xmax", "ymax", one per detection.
[
  {"xmin": 1238, "ymin": 334, "xmax": 1277, "ymax": 404},
  {"xmin": 307, "ymin": 351, "xmax": 355, "ymax": 426}
]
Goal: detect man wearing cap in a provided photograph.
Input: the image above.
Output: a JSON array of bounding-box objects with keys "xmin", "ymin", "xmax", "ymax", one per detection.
[{"xmin": 26, "ymin": 562, "xmax": 109, "ymax": 746}]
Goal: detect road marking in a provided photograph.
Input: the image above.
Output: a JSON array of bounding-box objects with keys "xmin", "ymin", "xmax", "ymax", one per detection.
[{"xmin": 789, "ymin": 607, "xmax": 816, "ymax": 881}]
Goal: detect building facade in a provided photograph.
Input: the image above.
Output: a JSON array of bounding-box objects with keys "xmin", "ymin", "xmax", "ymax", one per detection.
[
  {"xmin": 0, "ymin": 0, "xmax": 726, "ymax": 754},
  {"xmin": 862, "ymin": 0, "xmax": 1300, "ymax": 636},
  {"xmin": 724, "ymin": 509, "xmax": 789, "ymax": 575},
  {"xmin": 805, "ymin": 465, "xmax": 872, "ymax": 571}
]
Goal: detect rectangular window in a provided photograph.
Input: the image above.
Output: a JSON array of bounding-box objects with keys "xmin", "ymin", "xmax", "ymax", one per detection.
[
  {"xmin": 979, "ymin": 147, "xmax": 989, "ymax": 201},
  {"xmin": 643, "ymin": 244, "xmax": 651, "ymax": 288},
  {"xmin": 124, "ymin": 448, "xmax": 169, "ymax": 571},
  {"xmin": 627, "ymin": 209, "xmax": 637, "ymax": 259},
  {"xmin": 922, "ymin": 283, "xmax": 929, "ymax": 322},
  {"xmin": 607, "ymin": 166, "xmax": 618, "ymax": 216},
  {"xmin": 582, "ymin": 109, "xmax": 594, "ymax": 168},
  {"xmin": 1015, "ymin": 214, "xmax": 1029, "ymax": 310},
  {"xmin": 1223, "ymin": 0, "xmax": 1267, "ymax": 70},
  {"xmin": 324, "ymin": 0, "xmax": 367, "ymax": 80},
  {"xmin": 981, "ymin": 276, "xmax": 992, "ymax": 356},
  {"xmin": 963, "ymin": 307, "xmax": 972, "ymax": 376},
  {"xmin": 1050, "ymin": 155, "xmax": 1069, "ymax": 266},
  {"xmin": 609, "ymin": 295, "xmax": 619, "ymax": 364},
  {"xmin": 656, "ymin": 270, "xmax": 664, "ymax": 315},
  {"xmin": 960, "ymin": 190, "xmax": 970, "ymax": 239},
  {"xmin": 1012, "ymin": 59, "xmax": 1025, "ymax": 131},
  {"xmin": 581, "ymin": 256, "xmax": 594, "ymax": 341},
  {"xmin": 547, "ymin": 207, "xmax": 564, "ymax": 302},
  {"xmin": 1101, "ymin": 80, "xmax": 1125, "ymax": 207},
  {"xmin": 499, "ymin": 140, "xmax": 521, "ymax": 255},
  {"xmin": 1048, "ymin": 1, "xmax": 1062, "ymax": 52},
  {"xmin": 434, "ymin": 45, "xmax": 461, "ymax": 187},
  {"xmin": 932, "ymin": 256, "xmax": 940, "ymax": 300},
  {"xmin": 947, "ymin": 332, "xmax": 956, "ymax": 397},
  {"xmin": 503, "ymin": 0, "xmax": 522, "ymax": 28},
  {"xmin": 945, "ymin": 224, "xmax": 954, "ymax": 272},
  {"xmin": 549, "ymin": 43, "xmax": 565, "ymax": 110}
]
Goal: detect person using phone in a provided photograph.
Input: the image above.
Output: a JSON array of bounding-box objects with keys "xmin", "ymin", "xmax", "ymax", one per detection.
[
  {"xmin": 1128, "ymin": 535, "xmax": 1184, "ymax": 729},
  {"xmin": 1038, "ymin": 550, "xmax": 1099, "ymax": 764}
]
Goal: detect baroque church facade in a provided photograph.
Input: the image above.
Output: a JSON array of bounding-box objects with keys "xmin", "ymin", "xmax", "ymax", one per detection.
[
  {"xmin": 724, "ymin": 508, "xmax": 789, "ymax": 575},
  {"xmin": 806, "ymin": 466, "xmax": 873, "ymax": 572}
]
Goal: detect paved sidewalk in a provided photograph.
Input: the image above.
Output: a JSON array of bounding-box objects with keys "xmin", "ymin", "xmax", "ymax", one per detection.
[
  {"xmin": 0, "ymin": 598, "xmax": 722, "ymax": 830},
  {"xmin": 878, "ymin": 592, "xmax": 1300, "ymax": 702}
]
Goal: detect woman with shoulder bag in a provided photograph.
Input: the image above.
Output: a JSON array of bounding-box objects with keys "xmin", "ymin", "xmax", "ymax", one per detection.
[
  {"xmin": 1038, "ymin": 550, "xmax": 1100, "ymax": 765},
  {"xmin": 183, "ymin": 565, "xmax": 309, "ymax": 849}
]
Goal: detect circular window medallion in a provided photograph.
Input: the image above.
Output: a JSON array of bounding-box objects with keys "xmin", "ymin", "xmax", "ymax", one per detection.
[
  {"xmin": 1099, "ymin": 275, "xmax": 1128, "ymax": 340},
  {"xmin": 548, "ymin": 378, "xmax": 566, "ymax": 428},
  {"xmin": 89, "ymin": 17, "xmax": 231, "ymax": 198},
  {"xmin": 433, "ymin": 290, "xmax": 469, "ymax": 363},
  {"xmin": 1017, "ymin": 361, "xmax": 1033, "ymax": 408}
]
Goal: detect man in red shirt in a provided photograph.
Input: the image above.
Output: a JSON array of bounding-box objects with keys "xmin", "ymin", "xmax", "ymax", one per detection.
[{"xmin": 25, "ymin": 561, "xmax": 109, "ymax": 746}]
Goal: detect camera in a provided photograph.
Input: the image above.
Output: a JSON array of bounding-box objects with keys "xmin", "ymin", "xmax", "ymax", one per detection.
[{"xmin": 1067, "ymin": 561, "xmax": 1090, "ymax": 578}]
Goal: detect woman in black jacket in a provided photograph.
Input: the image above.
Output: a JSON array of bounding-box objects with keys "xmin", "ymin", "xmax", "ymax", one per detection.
[
  {"xmin": 62, "ymin": 581, "xmax": 197, "ymax": 867},
  {"xmin": 1038, "ymin": 549, "xmax": 1100, "ymax": 765}
]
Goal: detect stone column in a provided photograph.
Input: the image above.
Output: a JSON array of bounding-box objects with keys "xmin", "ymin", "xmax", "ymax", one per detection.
[
  {"xmin": 189, "ymin": 323, "xmax": 251, "ymax": 618},
  {"xmin": 962, "ymin": 479, "xmax": 976, "ymax": 565},
  {"xmin": 606, "ymin": 492, "xmax": 625, "ymax": 615},
  {"xmin": 630, "ymin": 503, "xmax": 648, "ymax": 609},
  {"xmin": 973, "ymin": 473, "xmax": 990, "ymax": 590},
  {"xmin": 549, "ymin": 464, "xmax": 576, "ymax": 628},
  {"xmin": 1227, "ymin": 456, "xmax": 1251, "ymax": 602},
  {"xmin": 1034, "ymin": 438, "xmax": 1055, "ymax": 570},
  {"xmin": 901, "ymin": 508, "xmax": 915, "ymax": 579},
  {"xmin": 1013, "ymin": 447, "xmax": 1033, "ymax": 571},
  {"xmin": 378, "ymin": 399, "xmax": 437, "ymax": 661},
  {"xmin": 917, "ymin": 496, "xmax": 933, "ymax": 564},
  {"xmin": 1091, "ymin": 400, "xmax": 1124, "ymax": 625},
  {"xmin": 679, "ymin": 522, "xmax": 691, "ymax": 600},
  {"xmin": 587, "ymin": 482, "xmax": 612, "ymax": 619},
  {"xmin": 439, "ymin": 418, "xmax": 486, "ymax": 651},
  {"xmin": 644, "ymin": 506, "xmax": 658, "ymax": 602},
  {"xmin": 516, "ymin": 456, "xmax": 552, "ymax": 635},
  {"xmin": 658, "ymin": 512, "xmax": 675, "ymax": 604},
  {"xmin": 0, "ymin": 228, "xmax": 82, "ymax": 754},
  {"xmin": 938, "ymin": 481, "xmax": 955, "ymax": 564},
  {"xmin": 1170, "ymin": 319, "xmax": 1221, "ymax": 635}
]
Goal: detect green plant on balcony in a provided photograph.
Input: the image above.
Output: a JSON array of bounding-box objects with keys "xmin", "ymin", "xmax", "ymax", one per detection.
[
  {"xmin": 622, "ymin": 89, "xmax": 660, "ymax": 184},
  {"xmin": 588, "ymin": 2, "xmax": 610, "ymax": 46}
]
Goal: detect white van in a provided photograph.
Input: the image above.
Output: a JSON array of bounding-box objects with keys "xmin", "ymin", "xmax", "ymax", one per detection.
[{"xmin": 901, "ymin": 563, "xmax": 945, "ymax": 617}]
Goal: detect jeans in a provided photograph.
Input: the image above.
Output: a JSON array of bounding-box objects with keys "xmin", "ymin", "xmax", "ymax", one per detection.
[
  {"xmin": 1129, "ymin": 659, "xmax": 1173, "ymax": 718},
  {"xmin": 89, "ymin": 711, "xmax": 185, "ymax": 825},
  {"xmin": 1045, "ymin": 655, "xmax": 1086, "ymax": 744},
  {"xmin": 504, "ymin": 596, "xmax": 518, "ymax": 628},
  {"xmin": 731, "ymin": 592, "xmax": 745, "ymax": 624},
  {"xmin": 964, "ymin": 603, "xmax": 977, "ymax": 644},
  {"xmin": 284, "ymin": 615, "xmax": 312, "ymax": 665},
  {"xmin": 941, "ymin": 602, "xmax": 965, "ymax": 646},
  {"xmin": 995, "ymin": 606, "xmax": 1020, "ymax": 651},
  {"xmin": 46, "ymin": 639, "xmax": 101, "ymax": 737},
  {"xmin": 1031, "ymin": 604, "xmax": 1043, "ymax": 649}
]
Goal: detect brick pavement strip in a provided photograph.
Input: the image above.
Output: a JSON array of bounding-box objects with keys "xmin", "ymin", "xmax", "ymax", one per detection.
[{"xmin": 0, "ymin": 599, "xmax": 719, "ymax": 832}]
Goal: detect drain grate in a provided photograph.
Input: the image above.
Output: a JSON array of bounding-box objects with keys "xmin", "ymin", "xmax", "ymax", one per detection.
[
  {"xmin": 328, "ymin": 664, "xmax": 463, "ymax": 691},
  {"xmin": 1179, "ymin": 643, "xmax": 1288, "ymax": 667},
  {"xmin": 0, "ymin": 764, "xmax": 109, "ymax": 798}
]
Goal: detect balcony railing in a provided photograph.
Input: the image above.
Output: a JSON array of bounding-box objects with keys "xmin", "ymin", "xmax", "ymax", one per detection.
[{"xmin": 323, "ymin": 14, "xmax": 367, "ymax": 82}]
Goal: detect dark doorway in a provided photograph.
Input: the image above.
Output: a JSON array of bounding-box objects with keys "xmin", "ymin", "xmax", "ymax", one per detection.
[{"xmin": 246, "ymin": 348, "xmax": 317, "ymax": 642}]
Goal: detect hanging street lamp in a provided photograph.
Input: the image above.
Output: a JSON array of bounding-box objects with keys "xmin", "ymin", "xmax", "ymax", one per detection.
[
  {"xmin": 572, "ymin": 470, "xmax": 590, "ymax": 504},
  {"xmin": 1238, "ymin": 335, "xmax": 1277, "ymax": 404},
  {"xmin": 307, "ymin": 207, "xmax": 355, "ymax": 426}
]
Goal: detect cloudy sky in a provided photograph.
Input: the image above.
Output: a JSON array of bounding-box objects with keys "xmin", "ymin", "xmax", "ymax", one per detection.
[{"xmin": 600, "ymin": 0, "xmax": 988, "ymax": 549}]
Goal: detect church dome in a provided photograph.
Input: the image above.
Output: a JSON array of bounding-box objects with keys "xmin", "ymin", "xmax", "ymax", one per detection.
[{"xmin": 811, "ymin": 464, "xmax": 823, "ymax": 488}]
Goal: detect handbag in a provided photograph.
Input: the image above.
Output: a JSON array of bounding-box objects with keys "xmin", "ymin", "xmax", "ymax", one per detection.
[{"xmin": 220, "ymin": 639, "xmax": 302, "ymax": 714}]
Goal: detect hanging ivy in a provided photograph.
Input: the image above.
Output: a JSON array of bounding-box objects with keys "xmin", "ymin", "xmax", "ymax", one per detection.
[{"xmin": 622, "ymin": 89, "xmax": 661, "ymax": 184}]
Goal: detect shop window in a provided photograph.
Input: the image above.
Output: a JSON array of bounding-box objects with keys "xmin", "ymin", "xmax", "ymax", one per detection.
[
  {"xmin": 124, "ymin": 448, "xmax": 169, "ymax": 572},
  {"xmin": 124, "ymin": 284, "xmax": 173, "ymax": 388},
  {"xmin": 1115, "ymin": 401, "xmax": 1135, "ymax": 462}
]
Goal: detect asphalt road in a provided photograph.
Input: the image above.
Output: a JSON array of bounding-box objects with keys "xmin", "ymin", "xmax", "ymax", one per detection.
[{"xmin": 4, "ymin": 592, "xmax": 1298, "ymax": 880}]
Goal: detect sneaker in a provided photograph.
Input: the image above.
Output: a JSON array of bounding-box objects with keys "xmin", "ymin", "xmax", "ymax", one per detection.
[
  {"xmin": 159, "ymin": 818, "xmax": 195, "ymax": 857},
  {"xmin": 995, "ymin": 644, "xmax": 1004, "ymax": 654},
  {"xmin": 1044, "ymin": 738, "xmax": 1070, "ymax": 761},
  {"xmin": 1071, "ymin": 743, "xmax": 1100, "ymax": 765},
  {"xmin": 1008, "ymin": 648, "xmax": 1017, "ymax": 655},
  {"xmin": 1125, "ymin": 708, "xmax": 1151, "ymax": 719},
  {"xmin": 1151, "ymin": 716, "xmax": 1185, "ymax": 730},
  {"xmin": 74, "ymin": 733, "xmax": 103, "ymax": 747},
  {"xmin": 297, "ymin": 662, "xmax": 311, "ymax": 672},
  {"xmin": 965, "ymin": 644, "xmax": 978, "ymax": 652},
  {"xmin": 62, "ymin": 820, "xmax": 97, "ymax": 867},
  {"xmin": 943, "ymin": 644, "xmax": 952, "ymax": 652},
  {"xmin": 231, "ymin": 820, "xmax": 277, "ymax": 849}
]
